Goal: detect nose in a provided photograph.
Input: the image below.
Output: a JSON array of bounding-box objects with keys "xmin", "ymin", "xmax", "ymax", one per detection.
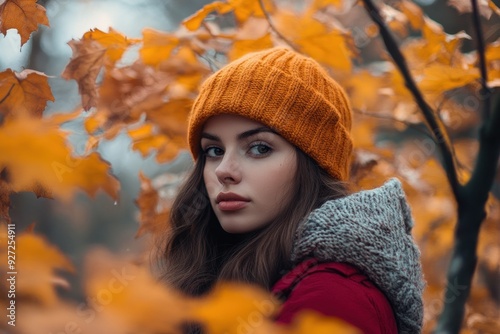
[{"xmin": 214, "ymin": 152, "xmax": 242, "ymax": 185}]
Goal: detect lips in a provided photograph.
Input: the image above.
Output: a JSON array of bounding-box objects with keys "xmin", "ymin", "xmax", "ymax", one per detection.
[{"xmin": 216, "ymin": 192, "xmax": 250, "ymax": 211}]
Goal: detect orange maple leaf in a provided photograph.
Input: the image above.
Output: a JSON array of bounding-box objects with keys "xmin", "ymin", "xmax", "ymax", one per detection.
[
  {"xmin": 62, "ymin": 39, "xmax": 106, "ymax": 111},
  {"xmin": 182, "ymin": 0, "xmax": 274, "ymax": 31},
  {"xmin": 0, "ymin": 69, "xmax": 54, "ymax": 118},
  {"xmin": 273, "ymin": 10, "xmax": 354, "ymax": 71},
  {"xmin": 0, "ymin": 113, "xmax": 120, "ymax": 200},
  {"xmin": 0, "ymin": 0, "xmax": 49, "ymax": 46},
  {"xmin": 140, "ymin": 28, "xmax": 180, "ymax": 67},
  {"xmin": 82, "ymin": 27, "xmax": 139, "ymax": 64},
  {"xmin": 182, "ymin": 1, "xmax": 231, "ymax": 31},
  {"xmin": 418, "ymin": 63, "xmax": 480, "ymax": 96},
  {"xmin": 127, "ymin": 122, "xmax": 186, "ymax": 163}
]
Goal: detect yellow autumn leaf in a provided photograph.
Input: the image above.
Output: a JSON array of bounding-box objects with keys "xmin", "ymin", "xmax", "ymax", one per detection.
[
  {"xmin": 190, "ymin": 282, "xmax": 279, "ymax": 334},
  {"xmin": 128, "ymin": 120, "xmax": 186, "ymax": 163},
  {"xmin": 382, "ymin": 4, "xmax": 409, "ymax": 37},
  {"xmin": 160, "ymin": 46, "xmax": 208, "ymax": 94},
  {"xmin": 489, "ymin": 0, "xmax": 500, "ymax": 15},
  {"xmin": 84, "ymin": 249, "xmax": 191, "ymax": 334},
  {"xmin": 83, "ymin": 27, "xmax": 139, "ymax": 64},
  {"xmin": 229, "ymin": 33, "xmax": 274, "ymax": 61},
  {"xmin": 140, "ymin": 28, "xmax": 180, "ymax": 67},
  {"xmin": 84, "ymin": 109, "xmax": 107, "ymax": 134},
  {"xmin": 145, "ymin": 98, "xmax": 190, "ymax": 136},
  {"xmin": 228, "ymin": 0, "xmax": 274, "ymax": 23},
  {"xmin": 182, "ymin": 1, "xmax": 231, "ymax": 31},
  {"xmin": 486, "ymin": 40, "xmax": 500, "ymax": 62},
  {"xmin": 398, "ymin": 0, "xmax": 424, "ymax": 30},
  {"xmin": 128, "ymin": 123, "xmax": 170, "ymax": 157},
  {"xmin": 274, "ymin": 11, "xmax": 353, "ymax": 71},
  {"xmin": 228, "ymin": 17, "xmax": 272, "ymax": 61},
  {"xmin": 2, "ymin": 232, "xmax": 74, "ymax": 305},
  {"xmin": 309, "ymin": 0, "xmax": 343, "ymax": 12},
  {"xmin": 17, "ymin": 301, "xmax": 124, "ymax": 334},
  {"xmin": 0, "ymin": 114, "xmax": 119, "ymax": 200},
  {"xmin": 183, "ymin": 0, "xmax": 273, "ymax": 30},
  {"xmin": 418, "ymin": 63, "xmax": 480, "ymax": 94},
  {"xmin": 345, "ymin": 70, "xmax": 384, "ymax": 111}
]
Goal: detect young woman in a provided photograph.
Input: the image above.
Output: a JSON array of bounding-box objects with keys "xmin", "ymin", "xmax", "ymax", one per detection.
[{"xmin": 158, "ymin": 47, "xmax": 424, "ymax": 333}]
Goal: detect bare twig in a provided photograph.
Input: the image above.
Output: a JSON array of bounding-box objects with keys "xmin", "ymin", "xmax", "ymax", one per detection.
[
  {"xmin": 471, "ymin": 0, "xmax": 492, "ymax": 120},
  {"xmin": 257, "ymin": 0, "xmax": 301, "ymax": 52},
  {"xmin": 360, "ymin": 0, "xmax": 460, "ymax": 199}
]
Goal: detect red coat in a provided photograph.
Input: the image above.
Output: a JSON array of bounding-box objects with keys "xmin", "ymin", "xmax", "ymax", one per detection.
[{"xmin": 272, "ymin": 258, "xmax": 398, "ymax": 334}]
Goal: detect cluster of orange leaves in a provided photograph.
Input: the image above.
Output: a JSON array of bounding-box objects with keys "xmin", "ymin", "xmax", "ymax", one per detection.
[{"xmin": 1, "ymin": 0, "xmax": 500, "ymax": 332}]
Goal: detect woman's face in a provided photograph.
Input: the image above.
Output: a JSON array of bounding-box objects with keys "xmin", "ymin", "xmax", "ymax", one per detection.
[{"xmin": 201, "ymin": 114, "xmax": 297, "ymax": 234}]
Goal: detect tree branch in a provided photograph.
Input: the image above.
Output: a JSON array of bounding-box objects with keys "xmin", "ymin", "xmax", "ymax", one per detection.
[
  {"xmin": 471, "ymin": 0, "xmax": 491, "ymax": 120},
  {"xmin": 435, "ymin": 90, "xmax": 500, "ymax": 333},
  {"xmin": 257, "ymin": 0, "xmax": 301, "ymax": 52},
  {"xmin": 360, "ymin": 0, "xmax": 461, "ymax": 199}
]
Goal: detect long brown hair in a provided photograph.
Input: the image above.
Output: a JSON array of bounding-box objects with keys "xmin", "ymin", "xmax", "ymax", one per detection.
[{"xmin": 156, "ymin": 147, "xmax": 350, "ymax": 296}]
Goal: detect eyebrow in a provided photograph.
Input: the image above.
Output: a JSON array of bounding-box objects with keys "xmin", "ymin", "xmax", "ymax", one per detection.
[{"xmin": 201, "ymin": 127, "xmax": 278, "ymax": 142}]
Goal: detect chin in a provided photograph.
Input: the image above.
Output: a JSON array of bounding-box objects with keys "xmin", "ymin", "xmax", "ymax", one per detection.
[{"xmin": 220, "ymin": 223, "xmax": 252, "ymax": 234}]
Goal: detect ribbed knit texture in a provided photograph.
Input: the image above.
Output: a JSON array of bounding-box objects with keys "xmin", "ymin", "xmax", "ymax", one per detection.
[
  {"xmin": 292, "ymin": 178, "xmax": 425, "ymax": 333},
  {"xmin": 188, "ymin": 47, "xmax": 353, "ymax": 181}
]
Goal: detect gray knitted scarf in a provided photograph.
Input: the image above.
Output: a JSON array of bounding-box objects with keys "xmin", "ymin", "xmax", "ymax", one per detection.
[{"xmin": 291, "ymin": 178, "xmax": 425, "ymax": 334}]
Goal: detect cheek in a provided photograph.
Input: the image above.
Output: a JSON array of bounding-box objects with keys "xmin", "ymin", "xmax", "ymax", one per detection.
[
  {"xmin": 256, "ymin": 155, "xmax": 296, "ymax": 203},
  {"xmin": 203, "ymin": 166, "xmax": 214, "ymax": 191},
  {"xmin": 203, "ymin": 165, "xmax": 218, "ymax": 193}
]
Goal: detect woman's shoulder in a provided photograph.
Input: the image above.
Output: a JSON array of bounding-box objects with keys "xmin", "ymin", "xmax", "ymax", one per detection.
[{"xmin": 272, "ymin": 258, "xmax": 398, "ymax": 333}]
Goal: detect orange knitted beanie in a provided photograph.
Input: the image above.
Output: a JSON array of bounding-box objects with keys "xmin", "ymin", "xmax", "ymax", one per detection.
[{"xmin": 188, "ymin": 47, "xmax": 353, "ymax": 181}]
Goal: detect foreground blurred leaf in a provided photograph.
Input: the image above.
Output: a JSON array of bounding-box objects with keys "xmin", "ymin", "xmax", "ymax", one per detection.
[
  {"xmin": 84, "ymin": 249, "xmax": 190, "ymax": 334},
  {"xmin": 0, "ymin": 232, "xmax": 75, "ymax": 305},
  {"xmin": 190, "ymin": 282, "xmax": 279, "ymax": 334},
  {"xmin": 0, "ymin": 114, "xmax": 119, "ymax": 200},
  {"xmin": 287, "ymin": 311, "xmax": 362, "ymax": 334}
]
